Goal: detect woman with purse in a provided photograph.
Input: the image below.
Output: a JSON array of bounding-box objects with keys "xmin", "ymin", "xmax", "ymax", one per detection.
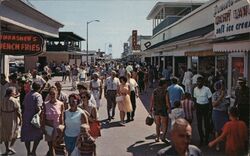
[
  {"xmin": 211, "ymin": 80, "xmax": 229, "ymax": 151},
  {"xmin": 117, "ymin": 76, "xmax": 132, "ymax": 125},
  {"xmin": 43, "ymin": 86, "xmax": 65, "ymax": 156},
  {"xmin": 64, "ymin": 93, "xmax": 89, "ymax": 155},
  {"xmin": 79, "ymin": 90, "xmax": 100, "ymax": 138},
  {"xmin": 1, "ymin": 87, "xmax": 22, "ymax": 155},
  {"xmin": 21, "ymin": 82, "xmax": 44, "ymax": 156}
]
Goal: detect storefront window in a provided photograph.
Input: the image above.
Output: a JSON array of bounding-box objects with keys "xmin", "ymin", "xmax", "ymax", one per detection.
[
  {"xmin": 191, "ymin": 56, "xmax": 198, "ymax": 71},
  {"xmin": 232, "ymin": 57, "xmax": 244, "ymax": 90},
  {"xmin": 199, "ymin": 56, "xmax": 215, "ymax": 77},
  {"xmin": 217, "ymin": 55, "xmax": 228, "ymax": 88}
]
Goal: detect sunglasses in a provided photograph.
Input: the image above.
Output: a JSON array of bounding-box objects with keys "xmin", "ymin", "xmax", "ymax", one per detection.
[{"xmin": 81, "ymin": 96, "xmax": 87, "ymax": 99}]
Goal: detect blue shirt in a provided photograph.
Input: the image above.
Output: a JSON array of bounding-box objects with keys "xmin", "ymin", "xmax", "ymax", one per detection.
[{"xmin": 167, "ymin": 84, "xmax": 184, "ymax": 108}]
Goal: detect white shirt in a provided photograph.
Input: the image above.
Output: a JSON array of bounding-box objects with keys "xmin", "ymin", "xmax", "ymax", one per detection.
[
  {"xmin": 65, "ymin": 65, "xmax": 71, "ymax": 71},
  {"xmin": 119, "ymin": 68, "xmax": 126, "ymax": 77},
  {"xmin": 128, "ymin": 78, "xmax": 138, "ymax": 92},
  {"xmin": 192, "ymin": 74, "xmax": 202, "ymax": 85},
  {"xmin": 32, "ymin": 75, "xmax": 46, "ymax": 86},
  {"xmin": 105, "ymin": 77, "xmax": 120, "ymax": 91},
  {"xmin": 193, "ymin": 86, "xmax": 212, "ymax": 104},
  {"xmin": 182, "ymin": 71, "xmax": 193, "ymax": 85}
]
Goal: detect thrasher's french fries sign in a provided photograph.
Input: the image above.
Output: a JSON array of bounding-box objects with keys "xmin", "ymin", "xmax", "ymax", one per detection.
[{"xmin": 0, "ymin": 32, "xmax": 44, "ymax": 55}]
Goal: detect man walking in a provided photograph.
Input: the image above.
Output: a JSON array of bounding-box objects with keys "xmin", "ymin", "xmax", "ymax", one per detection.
[
  {"xmin": 193, "ymin": 76, "xmax": 212, "ymax": 145},
  {"xmin": 167, "ymin": 77, "xmax": 184, "ymax": 109},
  {"xmin": 104, "ymin": 71, "xmax": 120, "ymax": 122},
  {"xmin": 157, "ymin": 118, "xmax": 201, "ymax": 156}
]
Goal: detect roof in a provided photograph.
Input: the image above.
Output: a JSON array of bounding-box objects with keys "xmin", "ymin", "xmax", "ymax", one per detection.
[
  {"xmin": 147, "ymin": 0, "xmax": 208, "ymax": 20},
  {"xmin": 48, "ymin": 32, "xmax": 85, "ymax": 41},
  {"xmin": 4, "ymin": 0, "xmax": 64, "ymax": 28},
  {"xmin": 147, "ymin": 24, "xmax": 214, "ymax": 50}
]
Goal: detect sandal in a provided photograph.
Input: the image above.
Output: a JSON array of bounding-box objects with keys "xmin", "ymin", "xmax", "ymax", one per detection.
[
  {"xmin": 155, "ymin": 138, "xmax": 160, "ymax": 142},
  {"xmin": 7, "ymin": 148, "xmax": 16, "ymax": 154}
]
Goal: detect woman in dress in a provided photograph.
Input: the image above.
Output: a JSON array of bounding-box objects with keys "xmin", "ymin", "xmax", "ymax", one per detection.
[
  {"xmin": 211, "ymin": 80, "xmax": 229, "ymax": 151},
  {"xmin": 21, "ymin": 82, "xmax": 44, "ymax": 156},
  {"xmin": 64, "ymin": 93, "xmax": 89, "ymax": 155},
  {"xmin": 1, "ymin": 87, "xmax": 22, "ymax": 155},
  {"xmin": 90, "ymin": 73, "xmax": 102, "ymax": 110},
  {"xmin": 79, "ymin": 90, "xmax": 99, "ymax": 136},
  {"xmin": 117, "ymin": 76, "xmax": 132, "ymax": 125},
  {"xmin": 43, "ymin": 86, "xmax": 65, "ymax": 156}
]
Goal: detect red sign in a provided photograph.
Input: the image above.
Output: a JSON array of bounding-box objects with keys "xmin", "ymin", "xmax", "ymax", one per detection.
[
  {"xmin": 0, "ymin": 32, "xmax": 44, "ymax": 55},
  {"xmin": 132, "ymin": 30, "xmax": 137, "ymax": 50}
]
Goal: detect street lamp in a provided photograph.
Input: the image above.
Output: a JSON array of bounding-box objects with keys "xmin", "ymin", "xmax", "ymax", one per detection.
[{"xmin": 86, "ymin": 20, "xmax": 100, "ymax": 65}]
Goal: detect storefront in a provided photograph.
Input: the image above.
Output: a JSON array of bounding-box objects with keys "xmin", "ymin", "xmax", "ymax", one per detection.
[
  {"xmin": 213, "ymin": 0, "xmax": 250, "ymax": 96},
  {"xmin": 0, "ymin": 0, "xmax": 63, "ymax": 76}
]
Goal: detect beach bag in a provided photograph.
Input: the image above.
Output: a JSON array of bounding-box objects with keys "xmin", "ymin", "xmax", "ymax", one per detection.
[
  {"xmin": 89, "ymin": 121, "xmax": 101, "ymax": 138},
  {"xmin": 145, "ymin": 114, "xmax": 154, "ymax": 126},
  {"xmin": 31, "ymin": 112, "xmax": 41, "ymax": 128},
  {"xmin": 116, "ymin": 96, "xmax": 124, "ymax": 102}
]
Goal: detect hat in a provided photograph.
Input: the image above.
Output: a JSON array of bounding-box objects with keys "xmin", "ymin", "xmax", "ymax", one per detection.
[
  {"xmin": 93, "ymin": 72, "xmax": 99, "ymax": 77},
  {"xmin": 77, "ymin": 82, "xmax": 88, "ymax": 89},
  {"xmin": 237, "ymin": 77, "xmax": 247, "ymax": 83}
]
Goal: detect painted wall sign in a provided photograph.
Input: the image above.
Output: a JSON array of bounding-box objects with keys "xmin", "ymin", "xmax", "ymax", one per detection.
[
  {"xmin": 214, "ymin": 0, "xmax": 250, "ymax": 38},
  {"xmin": 0, "ymin": 32, "xmax": 44, "ymax": 55}
]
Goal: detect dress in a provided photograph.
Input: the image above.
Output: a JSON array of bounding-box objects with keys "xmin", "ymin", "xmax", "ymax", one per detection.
[
  {"xmin": 1, "ymin": 96, "xmax": 21, "ymax": 141},
  {"xmin": 0, "ymin": 81, "xmax": 10, "ymax": 142},
  {"xmin": 118, "ymin": 83, "xmax": 132, "ymax": 113},
  {"xmin": 91, "ymin": 79, "xmax": 101, "ymax": 108},
  {"xmin": 21, "ymin": 91, "xmax": 43, "ymax": 142},
  {"xmin": 44, "ymin": 100, "xmax": 63, "ymax": 141}
]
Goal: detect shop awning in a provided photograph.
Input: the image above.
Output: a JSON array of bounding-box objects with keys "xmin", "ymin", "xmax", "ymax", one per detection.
[
  {"xmin": 185, "ymin": 50, "xmax": 224, "ymax": 56},
  {"xmin": 213, "ymin": 41, "xmax": 250, "ymax": 53}
]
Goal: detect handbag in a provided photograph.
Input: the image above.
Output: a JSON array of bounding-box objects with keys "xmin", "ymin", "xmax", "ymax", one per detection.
[
  {"xmin": 89, "ymin": 120, "xmax": 101, "ymax": 138},
  {"xmin": 145, "ymin": 114, "xmax": 154, "ymax": 126},
  {"xmin": 116, "ymin": 96, "xmax": 123, "ymax": 102},
  {"xmin": 31, "ymin": 112, "xmax": 41, "ymax": 128}
]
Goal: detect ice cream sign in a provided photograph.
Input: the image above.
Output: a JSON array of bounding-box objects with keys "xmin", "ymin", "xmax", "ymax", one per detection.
[{"xmin": 214, "ymin": 0, "xmax": 250, "ymax": 38}]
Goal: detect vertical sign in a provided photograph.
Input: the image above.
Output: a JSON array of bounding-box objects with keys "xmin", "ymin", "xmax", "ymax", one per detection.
[{"xmin": 132, "ymin": 30, "xmax": 137, "ymax": 50}]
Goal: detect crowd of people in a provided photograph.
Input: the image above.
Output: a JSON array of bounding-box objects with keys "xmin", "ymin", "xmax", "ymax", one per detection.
[{"xmin": 0, "ymin": 60, "xmax": 249, "ymax": 156}]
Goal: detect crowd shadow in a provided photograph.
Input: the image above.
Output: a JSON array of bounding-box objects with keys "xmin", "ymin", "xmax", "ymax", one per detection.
[
  {"xmin": 127, "ymin": 139, "xmax": 167, "ymax": 156},
  {"xmin": 100, "ymin": 120, "xmax": 126, "ymax": 129}
]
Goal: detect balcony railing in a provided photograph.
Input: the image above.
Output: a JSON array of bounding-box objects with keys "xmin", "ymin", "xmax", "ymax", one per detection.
[{"xmin": 153, "ymin": 16, "xmax": 182, "ymax": 35}]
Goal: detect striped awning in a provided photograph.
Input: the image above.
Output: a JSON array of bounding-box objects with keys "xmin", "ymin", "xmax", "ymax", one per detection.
[
  {"xmin": 185, "ymin": 50, "xmax": 224, "ymax": 56},
  {"xmin": 213, "ymin": 41, "xmax": 250, "ymax": 53}
]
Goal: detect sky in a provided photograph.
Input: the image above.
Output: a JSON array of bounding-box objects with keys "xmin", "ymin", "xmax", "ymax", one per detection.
[{"xmin": 28, "ymin": 0, "xmax": 164, "ymax": 58}]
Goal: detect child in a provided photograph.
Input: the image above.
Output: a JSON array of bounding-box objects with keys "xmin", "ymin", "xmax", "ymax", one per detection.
[
  {"xmin": 169, "ymin": 101, "xmax": 184, "ymax": 128},
  {"xmin": 75, "ymin": 124, "xmax": 96, "ymax": 156},
  {"xmin": 53, "ymin": 125, "xmax": 67, "ymax": 156},
  {"xmin": 181, "ymin": 92, "xmax": 195, "ymax": 124},
  {"xmin": 208, "ymin": 107, "xmax": 248, "ymax": 156}
]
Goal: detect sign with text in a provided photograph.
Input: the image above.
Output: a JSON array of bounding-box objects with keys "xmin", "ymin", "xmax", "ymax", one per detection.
[
  {"xmin": 132, "ymin": 30, "xmax": 138, "ymax": 50},
  {"xmin": 214, "ymin": 0, "xmax": 250, "ymax": 38},
  {"xmin": 0, "ymin": 32, "xmax": 44, "ymax": 55}
]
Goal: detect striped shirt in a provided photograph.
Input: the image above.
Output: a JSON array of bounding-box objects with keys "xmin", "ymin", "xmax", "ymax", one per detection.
[{"xmin": 181, "ymin": 99, "xmax": 194, "ymax": 121}]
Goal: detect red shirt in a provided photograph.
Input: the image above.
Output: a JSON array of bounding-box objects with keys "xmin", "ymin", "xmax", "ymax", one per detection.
[{"xmin": 222, "ymin": 120, "xmax": 248, "ymax": 155}]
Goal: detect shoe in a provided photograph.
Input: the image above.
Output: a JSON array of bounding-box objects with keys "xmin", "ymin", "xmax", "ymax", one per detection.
[
  {"xmin": 8, "ymin": 148, "xmax": 16, "ymax": 154},
  {"xmin": 199, "ymin": 140, "xmax": 203, "ymax": 146},
  {"xmin": 131, "ymin": 118, "xmax": 134, "ymax": 121},
  {"xmin": 119, "ymin": 121, "xmax": 125, "ymax": 126},
  {"xmin": 126, "ymin": 119, "xmax": 131, "ymax": 123},
  {"xmin": 216, "ymin": 144, "xmax": 220, "ymax": 151},
  {"xmin": 155, "ymin": 138, "xmax": 160, "ymax": 142}
]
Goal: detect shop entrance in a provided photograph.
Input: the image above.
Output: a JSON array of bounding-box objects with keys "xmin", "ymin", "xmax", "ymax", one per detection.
[
  {"xmin": 174, "ymin": 56, "xmax": 187, "ymax": 79},
  {"xmin": 38, "ymin": 56, "xmax": 47, "ymax": 72}
]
